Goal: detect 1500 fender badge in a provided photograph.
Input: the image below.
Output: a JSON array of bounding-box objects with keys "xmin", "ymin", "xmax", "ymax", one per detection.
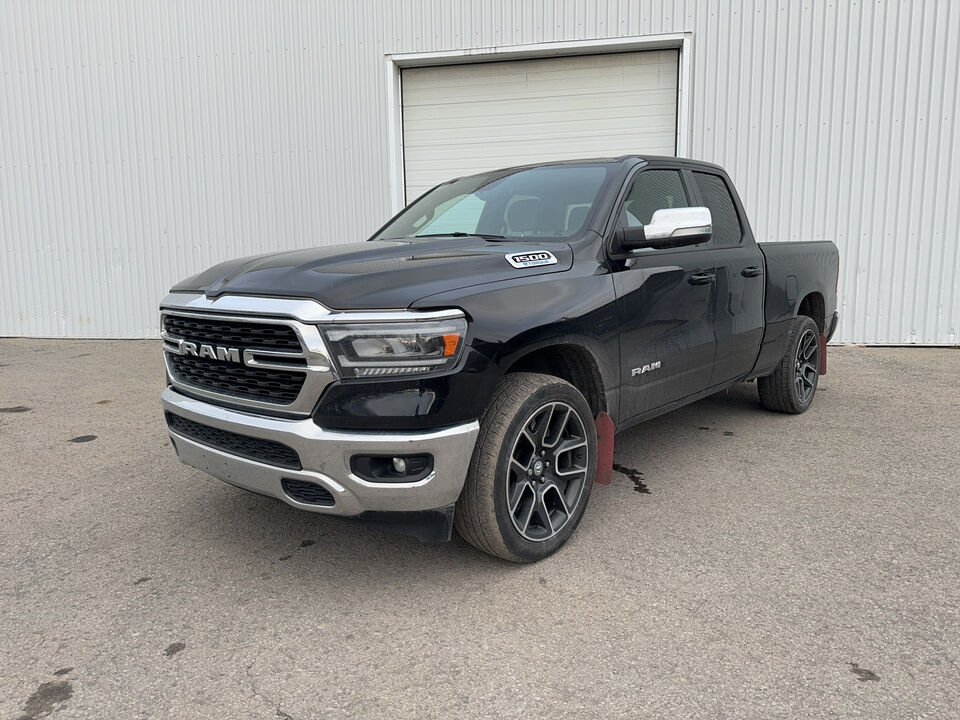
[{"xmin": 505, "ymin": 251, "xmax": 558, "ymax": 269}]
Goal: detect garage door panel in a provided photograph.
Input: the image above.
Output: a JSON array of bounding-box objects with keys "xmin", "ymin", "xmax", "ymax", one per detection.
[
  {"xmin": 404, "ymin": 125, "xmax": 679, "ymax": 156},
  {"xmin": 405, "ymin": 123, "xmax": 679, "ymax": 154},
  {"xmin": 404, "ymin": 50, "xmax": 677, "ymax": 93},
  {"xmin": 404, "ymin": 66, "xmax": 673, "ymax": 102},
  {"xmin": 402, "ymin": 96, "xmax": 679, "ymax": 132},
  {"xmin": 405, "ymin": 143, "xmax": 678, "ymax": 189},
  {"xmin": 405, "ymin": 152, "xmax": 674, "ymax": 189},
  {"xmin": 402, "ymin": 50, "xmax": 679, "ymax": 201},
  {"xmin": 404, "ymin": 64, "xmax": 675, "ymax": 106},
  {"xmin": 403, "ymin": 91, "xmax": 678, "ymax": 122},
  {"xmin": 403, "ymin": 93, "xmax": 679, "ymax": 121},
  {"xmin": 405, "ymin": 134, "xmax": 676, "ymax": 170},
  {"xmin": 403, "ymin": 120, "xmax": 678, "ymax": 149},
  {"xmin": 406, "ymin": 136, "xmax": 676, "ymax": 167}
]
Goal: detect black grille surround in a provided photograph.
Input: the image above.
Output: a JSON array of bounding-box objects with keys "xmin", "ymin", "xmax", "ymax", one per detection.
[
  {"xmin": 166, "ymin": 412, "xmax": 302, "ymax": 470},
  {"xmin": 163, "ymin": 312, "xmax": 307, "ymax": 405},
  {"xmin": 281, "ymin": 478, "xmax": 335, "ymax": 506}
]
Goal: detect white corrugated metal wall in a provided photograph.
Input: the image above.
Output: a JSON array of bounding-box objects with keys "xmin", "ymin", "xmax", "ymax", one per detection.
[{"xmin": 1, "ymin": 1, "xmax": 958, "ymax": 343}]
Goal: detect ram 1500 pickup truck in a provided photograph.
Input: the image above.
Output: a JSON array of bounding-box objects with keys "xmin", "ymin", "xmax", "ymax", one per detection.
[{"xmin": 161, "ymin": 156, "xmax": 839, "ymax": 562}]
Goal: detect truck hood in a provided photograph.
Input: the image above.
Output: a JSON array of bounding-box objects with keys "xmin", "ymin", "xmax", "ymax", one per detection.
[{"xmin": 169, "ymin": 238, "xmax": 573, "ymax": 310}]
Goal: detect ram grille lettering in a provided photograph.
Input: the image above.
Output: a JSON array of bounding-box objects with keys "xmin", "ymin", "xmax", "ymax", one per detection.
[{"xmin": 178, "ymin": 340, "xmax": 241, "ymax": 363}]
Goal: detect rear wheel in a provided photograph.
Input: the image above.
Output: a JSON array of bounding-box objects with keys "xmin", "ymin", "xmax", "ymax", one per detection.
[
  {"xmin": 758, "ymin": 315, "xmax": 821, "ymax": 414},
  {"xmin": 454, "ymin": 372, "xmax": 597, "ymax": 562}
]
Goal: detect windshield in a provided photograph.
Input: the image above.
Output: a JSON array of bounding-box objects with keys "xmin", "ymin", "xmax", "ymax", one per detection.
[{"xmin": 374, "ymin": 164, "xmax": 612, "ymax": 241}]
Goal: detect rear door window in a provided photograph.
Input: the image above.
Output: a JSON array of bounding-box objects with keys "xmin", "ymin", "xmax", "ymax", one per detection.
[{"xmin": 693, "ymin": 172, "xmax": 743, "ymax": 247}]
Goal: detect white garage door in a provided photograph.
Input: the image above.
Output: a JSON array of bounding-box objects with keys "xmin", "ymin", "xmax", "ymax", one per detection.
[{"xmin": 401, "ymin": 50, "xmax": 679, "ymax": 200}]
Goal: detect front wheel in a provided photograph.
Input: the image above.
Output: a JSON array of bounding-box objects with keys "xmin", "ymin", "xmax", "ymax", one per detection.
[
  {"xmin": 758, "ymin": 315, "xmax": 821, "ymax": 414},
  {"xmin": 454, "ymin": 372, "xmax": 597, "ymax": 562}
]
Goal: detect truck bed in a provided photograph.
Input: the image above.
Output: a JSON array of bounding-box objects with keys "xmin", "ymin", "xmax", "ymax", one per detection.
[{"xmin": 753, "ymin": 240, "xmax": 840, "ymax": 377}]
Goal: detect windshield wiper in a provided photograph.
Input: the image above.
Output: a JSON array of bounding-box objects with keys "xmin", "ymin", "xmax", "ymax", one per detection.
[{"xmin": 412, "ymin": 232, "xmax": 508, "ymax": 240}]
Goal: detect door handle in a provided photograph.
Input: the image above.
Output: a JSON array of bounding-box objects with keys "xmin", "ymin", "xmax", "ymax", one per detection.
[
  {"xmin": 741, "ymin": 266, "xmax": 763, "ymax": 278},
  {"xmin": 688, "ymin": 272, "xmax": 716, "ymax": 285}
]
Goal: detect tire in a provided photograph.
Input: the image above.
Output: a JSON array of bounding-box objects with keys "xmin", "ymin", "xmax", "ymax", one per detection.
[
  {"xmin": 758, "ymin": 315, "xmax": 821, "ymax": 414},
  {"xmin": 454, "ymin": 372, "xmax": 597, "ymax": 562}
]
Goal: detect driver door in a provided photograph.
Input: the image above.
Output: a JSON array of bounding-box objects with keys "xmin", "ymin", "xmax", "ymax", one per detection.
[{"xmin": 612, "ymin": 168, "xmax": 718, "ymax": 420}]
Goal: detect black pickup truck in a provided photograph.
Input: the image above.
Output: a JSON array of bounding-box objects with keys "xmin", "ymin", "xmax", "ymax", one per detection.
[{"xmin": 160, "ymin": 156, "xmax": 839, "ymax": 562}]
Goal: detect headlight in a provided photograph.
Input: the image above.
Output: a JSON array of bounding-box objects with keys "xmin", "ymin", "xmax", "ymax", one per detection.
[{"xmin": 323, "ymin": 317, "xmax": 468, "ymax": 378}]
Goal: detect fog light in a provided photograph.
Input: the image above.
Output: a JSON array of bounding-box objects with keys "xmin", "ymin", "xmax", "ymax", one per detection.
[{"xmin": 350, "ymin": 454, "xmax": 433, "ymax": 483}]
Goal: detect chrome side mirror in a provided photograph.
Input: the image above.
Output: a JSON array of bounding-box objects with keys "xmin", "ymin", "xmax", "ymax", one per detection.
[{"xmin": 618, "ymin": 207, "xmax": 713, "ymax": 251}]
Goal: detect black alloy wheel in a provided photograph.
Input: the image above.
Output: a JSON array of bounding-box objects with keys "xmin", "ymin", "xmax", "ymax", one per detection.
[
  {"xmin": 505, "ymin": 401, "xmax": 589, "ymax": 542},
  {"xmin": 794, "ymin": 327, "xmax": 819, "ymax": 405}
]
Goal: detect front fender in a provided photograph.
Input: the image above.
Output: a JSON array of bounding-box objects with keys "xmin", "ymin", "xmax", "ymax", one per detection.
[{"xmin": 413, "ymin": 263, "xmax": 621, "ymax": 421}]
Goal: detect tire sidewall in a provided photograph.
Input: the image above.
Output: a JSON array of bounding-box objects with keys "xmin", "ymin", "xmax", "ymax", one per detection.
[{"xmin": 489, "ymin": 381, "xmax": 597, "ymax": 562}]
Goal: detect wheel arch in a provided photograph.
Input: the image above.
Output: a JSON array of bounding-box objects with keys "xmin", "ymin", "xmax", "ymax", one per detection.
[
  {"xmin": 797, "ymin": 291, "xmax": 826, "ymax": 332},
  {"xmin": 499, "ymin": 340, "xmax": 610, "ymax": 420}
]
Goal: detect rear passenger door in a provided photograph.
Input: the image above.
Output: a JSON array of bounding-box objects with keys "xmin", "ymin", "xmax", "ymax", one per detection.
[
  {"xmin": 612, "ymin": 167, "xmax": 718, "ymax": 420},
  {"xmin": 690, "ymin": 170, "xmax": 765, "ymax": 385}
]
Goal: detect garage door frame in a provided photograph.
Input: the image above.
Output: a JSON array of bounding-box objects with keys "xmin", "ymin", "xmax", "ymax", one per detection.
[{"xmin": 384, "ymin": 32, "xmax": 693, "ymax": 212}]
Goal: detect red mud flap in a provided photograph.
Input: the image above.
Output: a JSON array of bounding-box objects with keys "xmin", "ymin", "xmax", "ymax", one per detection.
[
  {"xmin": 819, "ymin": 333, "xmax": 828, "ymax": 375},
  {"xmin": 594, "ymin": 411, "xmax": 614, "ymax": 485}
]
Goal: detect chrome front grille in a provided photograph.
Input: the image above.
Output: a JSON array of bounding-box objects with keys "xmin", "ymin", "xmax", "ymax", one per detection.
[{"xmin": 160, "ymin": 303, "xmax": 336, "ymax": 416}]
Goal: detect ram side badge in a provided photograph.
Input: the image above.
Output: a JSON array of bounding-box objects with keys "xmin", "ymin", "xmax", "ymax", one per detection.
[{"xmin": 505, "ymin": 251, "xmax": 558, "ymax": 269}]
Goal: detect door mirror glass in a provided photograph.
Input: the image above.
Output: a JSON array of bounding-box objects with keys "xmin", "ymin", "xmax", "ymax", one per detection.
[{"xmin": 618, "ymin": 207, "xmax": 713, "ymax": 251}]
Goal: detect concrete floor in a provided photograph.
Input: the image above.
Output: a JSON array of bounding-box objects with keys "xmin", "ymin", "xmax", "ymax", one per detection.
[{"xmin": 1, "ymin": 340, "xmax": 958, "ymax": 719}]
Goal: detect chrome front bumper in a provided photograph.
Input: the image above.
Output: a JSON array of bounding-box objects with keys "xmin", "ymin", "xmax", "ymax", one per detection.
[{"xmin": 162, "ymin": 387, "xmax": 479, "ymax": 517}]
